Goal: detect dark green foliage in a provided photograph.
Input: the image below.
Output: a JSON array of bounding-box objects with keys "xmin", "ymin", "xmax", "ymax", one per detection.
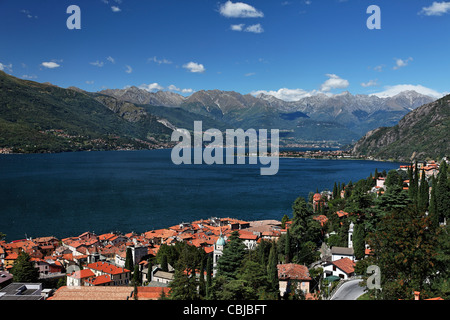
[
  {"xmin": 418, "ymin": 170, "xmax": 429, "ymax": 213},
  {"xmin": 436, "ymin": 161, "xmax": 450, "ymax": 222},
  {"xmin": 11, "ymin": 251, "xmax": 39, "ymax": 283},
  {"xmin": 169, "ymin": 269, "xmax": 200, "ymax": 300},
  {"xmin": 216, "ymin": 231, "xmax": 246, "ymax": 280},
  {"xmin": 267, "ymin": 242, "xmax": 279, "ymax": 294},
  {"xmin": 353, "ymin": 223, "xmax": 366, "ymax": 260},
  {"xmin": 125, "ymin": 247, "xmax": 134, "ymax": 271},
  {"xmin": 367, "ymin": 206, "xmax": 441, "ymax": 300}
]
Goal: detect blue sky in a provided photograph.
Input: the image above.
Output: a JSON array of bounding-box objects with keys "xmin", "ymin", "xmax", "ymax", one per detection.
[{"xmin": 0, "ymin": 0, "xmax": 449, "ymax": 100}]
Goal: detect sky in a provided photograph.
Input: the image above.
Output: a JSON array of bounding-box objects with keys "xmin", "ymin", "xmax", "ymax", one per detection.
[{"xmin": 0, "ymin": 0, "xmax": 449, "ymax": 101}]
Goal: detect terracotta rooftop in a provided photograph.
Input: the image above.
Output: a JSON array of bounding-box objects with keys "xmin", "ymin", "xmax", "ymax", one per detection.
[
  {"xmin": 277, "ymin": 263, "xmax": 311, "ymax": 281},
  {"xmin": 48, "ymin": 286, "xmax": 134, "ymax": 300}
]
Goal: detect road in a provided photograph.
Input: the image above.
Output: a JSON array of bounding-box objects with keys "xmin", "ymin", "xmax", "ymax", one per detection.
[{"xmin": 330, "ymin": 279, "xmax": 366, "ymax": 300}]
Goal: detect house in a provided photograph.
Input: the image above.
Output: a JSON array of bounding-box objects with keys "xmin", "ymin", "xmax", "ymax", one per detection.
[
  {"xmin": 331, "ymin": 246, "xmax": 355, "ymax": 261},
  {"xmin": 238, "ymin": 231, "xmax": 258, "ymax": 250},
  {"xmin": 151, "ymin": 263, "xmax": 175, "ymax": 284},
  {"xmin": 67, "ymin": 269, "xmax": 95, "ymax": 287},
  {"xmin": 323, "ymin": 257, "xmax": 355, "ymax": 280},
  {"xmin": 277, "ymin": 263, "xmax": 312, "ymax": 298},
  {"xmin": 86, "ymin": 261, "xmax": 130, "ymax": 286},
  {"xmin": 376, "ymin": 177, "xmax": 385, "ymax": 189},
  {"xmin": 313, "ymin": 193, "xmax": 324, "ymax": 212}
]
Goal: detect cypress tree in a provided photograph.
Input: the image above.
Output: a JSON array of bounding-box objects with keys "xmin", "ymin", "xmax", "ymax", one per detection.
[
  {"xmin": 333, "ymin": 182, "xmax": 338, "ymax": 199},
  {"xmin": 285, "ymin": 229, "xmax": 291, "ymax": 263},
  {"xmin": 429, "ymin": 175, "xmax": 439, "ymax": 228},
  {"xmin": 125, "ymin": 247, "xmax": 134, "ymax": 271},
  {"xmin": 161, "ymin": 254, "xmax": 169, "ymax": 272},
  {"xmin": 436, "ymin": 161, "xmax": 450, "ymax": 223},
  {"xmin": 267, "ymin": 242, "xmax": 279, "ymax": 294},
  {"xmin": 206, "ymin": 255, "xmax": 213, "ymax": 298},
  {"xmin": 353, "ymin": 223, "xmax": 366, "ymax": 260},
  {"xmin": 198, "ymin": 256, "xmax": 206, "ymax": 297},
  {"xmin": 418, "ymin": 170, "xmax": 429, "ymax": 213}
]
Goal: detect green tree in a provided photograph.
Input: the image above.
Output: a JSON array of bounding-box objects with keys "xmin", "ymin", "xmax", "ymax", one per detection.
[
  {"xmin": 418, "ymin": 170, "xmax": 429, "ymax": 213},
  {"xmin": 285, "ymin": 229, "xmax": 291, "ymax": 263},
  {"xmin": 206, "ymin": 255, "xmax": 213, "ymax": 298},
  {"xmin": 11, "ymin": 251, "xmax": 39, "ymax": 283},
  {"xmin": 332, "ymin": 182, "xmax": 338, "ymax": 199},
  {"xmin": 281, "ymin": 214, "xmax": 290, "ymax": 229},
  {"xmin": 429, "ymin": 175, "xmax": 439, "ymax": 228},
  {"xmin": 132, "ymin": 265, "xmax": 141, "ymax": 286},
  {"xmin": 353, "ymin": 223, "xmax": 366, "ymax": 260},
  {"xmin": 125, "ymin": 247, "xmax": 134, "ymax": 271},
  {"xmin": 385, "ymin": 169, "xmax": 401, "ymax": 190},
  {"xmin": 436, "ymin": 161, "xmax": 450, "ymax": 223},
  {"xmin": 169, "ymin": 269, "xmax": 200, "ymax": 300},
  {"xmin": 367, "ymin": 206, "xmax": 440, "ymax": 300},
  {"xmin": 267, "ymin": 241, "xmax": 279, "ymax": 294},
  {"xmin": 161, "ymin": 254, "xmax": 169, "ymax": 272},
  {"xmin": 216, "ymin": 231, "xmax": 246, "ymax": 280}
]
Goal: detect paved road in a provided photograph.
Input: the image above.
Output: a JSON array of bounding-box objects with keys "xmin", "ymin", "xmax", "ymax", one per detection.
[{"xmin": 331, "ymin": 279, "xmax": 366, "ymax": 300}]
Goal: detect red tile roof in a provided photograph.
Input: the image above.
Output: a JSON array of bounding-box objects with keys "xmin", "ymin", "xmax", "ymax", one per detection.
[
  {"xmin": 87, "ymin": 261, "xmax": 130, "ymax": 275},
  {"xmin": 277, "ymin": 263, "xmax": 311, "ymax": 281},
  {"xmin": 332, "ymin": 258, "xmax": 355, "ymax": 274}
]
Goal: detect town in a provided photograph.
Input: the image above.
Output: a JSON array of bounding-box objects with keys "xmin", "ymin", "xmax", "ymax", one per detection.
[{"xmin": 0, "ymin": 159, "xmax": 448, "ymax": 301}]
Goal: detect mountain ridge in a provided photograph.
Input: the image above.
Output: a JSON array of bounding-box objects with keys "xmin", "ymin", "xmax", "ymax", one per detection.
[{"xmin": 351, "ymin": 94, "xmax": 450, "ymax": 161}]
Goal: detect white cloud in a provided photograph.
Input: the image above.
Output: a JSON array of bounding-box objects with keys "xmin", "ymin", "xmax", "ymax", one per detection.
[
  {"xmin": 251, "ymin": 74, "xmax": 350, "ymax": 101},
  {"xmin": 373, "ymin": 65, "xmax": 384, "ymax": 72},
  {"xmin": 244, "ymin": 72, "xmax": 256, "ymax": 77},
  {"xmin": 168, "ymin": 85, "xmax": 194, "ymax": 94},
  {"xmin": 230, "ymin": 23, "xmax": 264, "ymax": 33},
  {"xmin": 370, "ymin": 84, "xmax": 444, "ymax": 99},
  {"xmin": 138, "ymin": 83, "xmax": 164, "ymax": 92},
  {"xmin": 361, "ymin": 79, "xmax": 378, "ymax": 87},
  {"xmin": 393, "ymin": 57, "xmax": 413, "ymax": 70},
  {"xmin": 183, "ymin": 61, "xmax": 205, "ymax": 73},
  {"xmin": 90, "ymin": 60, "xmax": 104, "ymax": 67},
  {"xmin": 125, "ymin": 65, "xmax": 132, "ymax": 73},
  {"xmin": 251, "ymin": 88, "xmax": 317, "ymax": 101},
  {"xmin": 148, "ymin": 56, "xmax": 172, "ymax": 65},
  {"xmin": 106, "ymin": 56, "xmax": 115, "ymax": 64},
  {"xmin": 245, "ymin": 23, "xmax": 264, "ymax": 33},
  {"xmin": 320, "ymin": 74, "xmax": 349, "ymax": 92},
  {"xmin": 230, "ymin": 24, "xmax": 245, "ymax": 31},
  {"xmin": 419, "ymin": 1, "xmax": 450, "ymax": 16},
  {"xmin": 85, "ymin": 80, "xmax": 94, "ymax": 85},
  {"xmin": 111, "ymin": 6, "xmax": 121, "ymax": 12},
  {"xmin": 41, "ymin": 61, "xmax": 60, "ymax": 69},
  {"xmin": 219, "ymin": 1, "xmax": 264, "ymax": 18},
  {"xmin": 0, "ymin": 62, "xmax": 13, "ymax": 72}
]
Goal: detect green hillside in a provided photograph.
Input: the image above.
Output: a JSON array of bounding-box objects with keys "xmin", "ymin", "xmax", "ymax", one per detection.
[
  {"xmin": 0, "ymin": 71, "xmax": 172, "ymax": 153},
  {"xmin": 351, "ymin": 94, "xmax": 450, "ymax": 161}
]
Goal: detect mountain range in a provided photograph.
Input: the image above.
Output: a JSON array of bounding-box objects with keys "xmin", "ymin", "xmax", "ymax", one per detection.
[
  {"xmin": 0, "ymin": 70, "xmax": 442, "ymax": 156},
  {"xmin": 99, "ymin": 86, "xmax": 435, "ymax": 145}
]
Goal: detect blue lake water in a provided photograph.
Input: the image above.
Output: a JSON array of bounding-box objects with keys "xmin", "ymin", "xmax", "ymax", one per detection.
[{"xmin": 0, "ymin": 150, "xmax": 403, "ymax": 241}]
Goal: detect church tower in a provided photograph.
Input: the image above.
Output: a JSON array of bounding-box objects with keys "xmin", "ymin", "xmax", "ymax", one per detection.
[
  {"xmin": 348, "ymin": 221, "xmax": 354, "ymax": 248},
  {"xmin": 213, "ymin": 229, "xmax": 226, "ymax": 276}
]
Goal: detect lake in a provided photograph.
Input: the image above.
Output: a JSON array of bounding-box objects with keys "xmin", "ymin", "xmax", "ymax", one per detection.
[{"xmin": 0, "ymin": 149, "xmax": 403, "ymax": 241}]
